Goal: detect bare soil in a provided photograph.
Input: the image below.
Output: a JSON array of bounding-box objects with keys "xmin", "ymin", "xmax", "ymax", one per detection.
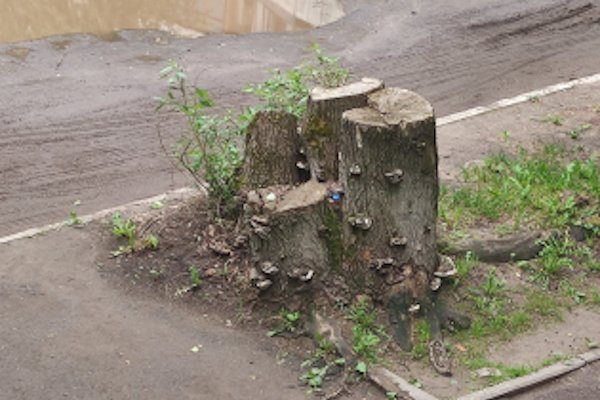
[{"xmin": 3, "ymin": 1, "xmax": 600, "ymax": 399}]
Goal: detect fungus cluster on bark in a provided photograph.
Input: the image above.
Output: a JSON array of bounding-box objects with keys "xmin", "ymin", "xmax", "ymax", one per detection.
[{"xmin": 240, "ymin": 78, "xmax": 468, "ymax": 373}]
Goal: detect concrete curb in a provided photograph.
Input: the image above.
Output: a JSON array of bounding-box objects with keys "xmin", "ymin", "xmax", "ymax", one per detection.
[
  {"xmin": 456, "ymin": 358, "xmax": 586, "ymax": 400},
  {"xmin": 0, "ymin": 187, "xmax": 198, "ymax": 245},
  {"xmin": 369, "ymin": 366, "xmax": 441, "ymax": 400},
  {"xmin": 370, "ymin": 349, "xmax": 600, "ymax": 400}
]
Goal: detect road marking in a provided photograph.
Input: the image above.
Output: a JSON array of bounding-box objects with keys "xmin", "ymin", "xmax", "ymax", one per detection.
[
  {"xmin": 2, "ymin": 71, "xmax": 600, "ymax": 245},
  {"xmin": 437, "ymin": 72, "xmax": 600, "ymax": 126},
  {"xmin": 0, "ymin": 188, "xmax": 197, "ymax": 245}
]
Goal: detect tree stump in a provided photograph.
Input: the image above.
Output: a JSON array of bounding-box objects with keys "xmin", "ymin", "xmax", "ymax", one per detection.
[
  {"xmin": 242, "ymin": 110, "xmax": 301, "ymax": 188},
  {"xmin": 242, "ymin": 81, "xmax": 468, "ymax": 366},
  {"xmin": 246, "ymin": 181, "xmax": 341, "ymax": 301},
  {"xmin": 339, "ymin": 88, "xmax": 442, "ymax": 351},
  {"xmin": 303, "ymin": 78, "xmax": 383, "ymax": 181}
]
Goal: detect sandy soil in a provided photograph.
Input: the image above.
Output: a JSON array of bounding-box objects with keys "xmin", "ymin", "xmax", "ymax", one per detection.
[{"xmin": 2, "ymin": 0, "xmax": 600, "ymax": 237}]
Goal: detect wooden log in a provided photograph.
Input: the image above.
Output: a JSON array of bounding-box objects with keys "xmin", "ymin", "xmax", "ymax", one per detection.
[
  {"xmin": 242, "ymin": 110, "xmax": 301, "ymax": 189},
  {"xmin": 302, "ymin": 78, "xmax": 383, "ymax": 182},
  {"xmin": 247, "ymin": 181, "xmax": 341, "ymax": 300},
  {"xmin": 339, "ymin": 88, "xmax": 438, "ymax": 301}
]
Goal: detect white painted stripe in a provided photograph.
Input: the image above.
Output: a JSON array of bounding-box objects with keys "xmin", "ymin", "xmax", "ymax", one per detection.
[
  {"xmin": 0, "ymin": 187, "xmax": 197, "ymax": 245},
  {"xmin": 437, "ymin": 72, "xmax": 600, "ymax": 126},
  {"xmin": 2, "ymin": 71, "xmax": 600, "ymax": 245}
]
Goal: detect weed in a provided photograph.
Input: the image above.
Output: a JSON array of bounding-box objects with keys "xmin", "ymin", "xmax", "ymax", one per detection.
[
  {"xmin": 189, "ymin": 265, "xmax": 202, "ymax": 288},
  {"xmin": 111, "ymin": 212, "xmax": 137, "ymax": 248},
  {"xmin": 355, "ymin": 361, "xmax": 368, "ymax": 376},
  {"xmin": 482, "ymin": 268, "xmax": 507, "ymax": 298},
  {"xmin": 560, "ymin": 281, "xmax": 587, "ymax": 304},
  {"xmin": 244, "ymin": 44, "xmax": 349, "ymax": 117},
  {"xmin": 410, "ymin": 320, "xmax": 431, "ymax": 360},
  {"xmin": 157, "ymin": 61, "xmax": 243, "ymax": 215},
  {"xmin": 267, "ymin": 309, "xmax": 301, "ymax": 337},
  {"xmin": 66, "ymin": 211, "xmax": 84, "ymax": 227},
  {"xmin": 542, "ymin": 114, "xmax": 563, "ymax": 126},
  {"xmin": 453, "ymin": 252, "xmax": 479, "ymax": 287},
  {"xmin": 409, "ymin": 378, "xmax": 423, "ymax": 388},
  {"xmin": 301, "ymin": 366, "xmax": 328, "ymax": 391},
  {"xmin": 464, "ymin": 355, "xmax": 534, "ymax": 384},
  {"xmin": 567, "ymin": 123, "xmax": 591, "ymax": 140},
  {"xmin": 386, "ymin": 392, "xmax": 398, "ymax": 400},
  {"xmin": 523, "ymin": 289, "xmax": 563, "ymax": 320},
  {"xmin": 142, "ymin": 234, "xmax": 160, "ymax": 250},
  {"xmin": 588, "ymin": 288, "xmax": 600, "ymax": 307},
  {"xmin": 535, "ymin": 236, "xmax": 575, "ymax": 283},
  {"xmin": 150, "ymin": 200, "xmax": 164, "ymax": 210},
  {"xmin": 439, "ymin": 145, "xmax": 600, "ymax": 233},
  {"xmin": 348, "ymin": 300, "xmax": 386, "ymax": 363}
]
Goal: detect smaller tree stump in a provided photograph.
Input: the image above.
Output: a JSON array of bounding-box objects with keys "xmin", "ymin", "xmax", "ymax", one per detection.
[
  {"xmin": 247, "ymin": 181, "xmax": 341, "ymax": 300},
  {"xmin": 242, "ymin": 110, "xmax": 301, "ymax": 189},
  {"xmin": 303, "ymin": 78, "xmax": 383, "ymax": 182}
]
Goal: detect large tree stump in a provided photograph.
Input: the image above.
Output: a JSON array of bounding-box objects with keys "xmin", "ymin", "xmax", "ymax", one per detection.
[
  {"xmin": 339, "ymin": 88, "xmax": 441, "ymax": 351},
  {"xmin": 340, "ymin": 88, "xmax": 438, "ymax": 296},
  {"xmin": 303, "ymin": 78, "xmax": 383, "ymax": 181},
  {"xmin": 242, "ymin": 110, "xmax": 301, "ymax": 188},
  {"xmin": 246, "ymin": 181, "xmax": 340, "ymax": 301}
]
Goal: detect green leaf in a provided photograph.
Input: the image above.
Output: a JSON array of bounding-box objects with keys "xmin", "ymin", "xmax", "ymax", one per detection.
[{"xmin": 355, "ymin": 361, "xmax": 367, "ymax": 375}]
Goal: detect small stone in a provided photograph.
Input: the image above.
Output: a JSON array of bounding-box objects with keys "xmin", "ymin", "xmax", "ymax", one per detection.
[
  {"xmin": 430, "ymin": 277, "xmax": 442, "ymax": 291},
  {"xmin": 475, "ymin": 368, "xmax": 502, "ymax": 378},
  {"xmin": 209, "ymin": 241, "xmax": 232, "ymax": 256},
  {"xmin": 263, "ymin": 202, "xmax": 277, "ymax": 212},
  {"xmin": 256, "ymin": 279, "xmax": 273, "ymax": 290},
  {"xmin": 246, "ymin": 190, "xmax": 261, "ymax": 206},
  {"xmin": 206, "ymin": 224, "xmax": 216, "ymax": 237},
  {"xmin": 265, "ymin": 192, "xmax": 277, "ymax": 202},
  {"xmin": 204, "ymin": 268, "xmax": 218, "ymax": 278},
  {"xmin": 261, "ymin": 262, "xmax": 279, "ymax": 275}
]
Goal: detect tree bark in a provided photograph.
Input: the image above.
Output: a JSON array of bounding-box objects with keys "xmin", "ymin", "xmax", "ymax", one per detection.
[
  {"xmin": 242, "ymin": 110, "xmax": 301, "ymax": 188},
  {"xmin": 247, "ymin": 181, "xmax": 340, "ymax": 301},
  {"xmin": 302, "ymin": 78, "xmax": 383, "ymax": 182},
  {"xmin": 340, "ymin": 88, "xmax": 438, "ymax": 299},
  {"xmin": 339, "ymin": 88, "xmax": 442, "ymax": 351}
]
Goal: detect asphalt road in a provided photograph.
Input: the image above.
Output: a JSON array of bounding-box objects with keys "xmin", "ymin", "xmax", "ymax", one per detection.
[{"xmin": 2, "ymin": 0, "xmax": 600, "ymax": 236}]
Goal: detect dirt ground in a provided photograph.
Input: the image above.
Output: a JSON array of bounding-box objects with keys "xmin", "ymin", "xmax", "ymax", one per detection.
[
  {"xmin": 2, "ymin": 1, "xmax": 600, "ymax": 399},
  {"xmin": 91, "ymin": 80, "xmax": 600, "ymax": 399},
  {"xmin": 3, "ymin": 0, "xmax": 600, "ymax": 236}
]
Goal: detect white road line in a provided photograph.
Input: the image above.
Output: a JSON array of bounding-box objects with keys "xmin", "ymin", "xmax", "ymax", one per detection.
[
  {"xmin": 437, "ymin": 72, "xmax": 600, "ymax": 126},
  {"xmin": 0, "ymin": 188, "xmax": 197, "ymax": 245},
  {"xmin": 2, "ymin": 71, "xmax": 600, "ymax": 245}
]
